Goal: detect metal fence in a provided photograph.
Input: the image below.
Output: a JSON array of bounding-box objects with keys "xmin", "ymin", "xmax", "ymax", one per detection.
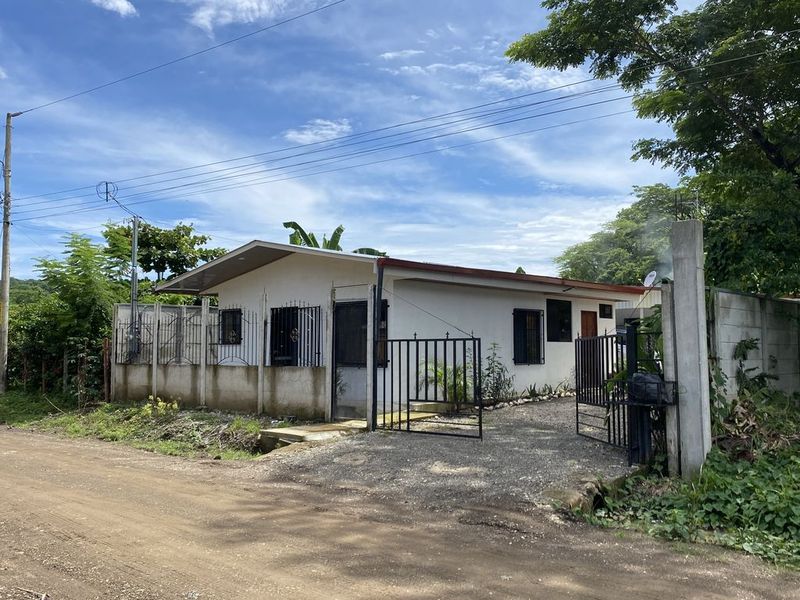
[
  {"xmin": 208, "ymin": 306, "xmax": 260, "ymax": 366},
  {"xmin": 376, "ymin": 336, "xmax": 482, "ymax": 439},
  {"xmin": 114, "ymin": 303, "xmax": 326, "ymax": 368}
]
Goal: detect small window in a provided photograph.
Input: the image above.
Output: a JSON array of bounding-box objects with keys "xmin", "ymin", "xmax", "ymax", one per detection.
[
  {"xmin": 599, "ymin": 303, "xmax": 613, "ymax": 319},
  {"xmin": 220, "ymin": 309, "xmax": 242, "ymax": 345},
  {"xmin": 513, "ymin": 309, "xmax": 544, "ymax": 365},
  {"xmin": 546, "ymin": 299, "xmax": 572, "ymax": 342}
]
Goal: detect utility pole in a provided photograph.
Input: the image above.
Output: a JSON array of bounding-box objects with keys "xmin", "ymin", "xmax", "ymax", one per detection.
[{"xmin": 0, "ymin": 111, "xmax": 22, "ymax": 393}]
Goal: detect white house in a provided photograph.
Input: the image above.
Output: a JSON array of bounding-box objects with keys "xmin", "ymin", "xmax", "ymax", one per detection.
[{"xmin": 111, "ymin": 240, "xmax": 644, "ymax": 422}]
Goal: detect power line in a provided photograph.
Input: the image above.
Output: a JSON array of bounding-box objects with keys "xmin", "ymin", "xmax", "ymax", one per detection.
[
  {"xmin": 14, "ymin": 83, "xmax": 624, "ymax": 215},
  {"xmin": 14, "ymin": 107, "xmax": 636, "ymax": 223},
  {"xmin": 18, "ymin": 0, "xmax": 349, "ymax": 115},
  {"xmin": 14, "ymin": 92, "xmax": 632, "ymax": 219},
  {"xmin": 19, "ymin": 51, "xmax": 795, "ymax": 220},
  {"xmin": 16, "ymin": 31, "xmax": 800, "ymax": 204}
]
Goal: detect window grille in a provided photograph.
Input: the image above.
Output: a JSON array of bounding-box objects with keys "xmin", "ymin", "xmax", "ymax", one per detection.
[{"xmin": 513, "ymin": 309, "xmax": 545, "ymax": 365}]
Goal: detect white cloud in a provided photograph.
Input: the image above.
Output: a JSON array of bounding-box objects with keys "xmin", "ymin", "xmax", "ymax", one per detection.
[
  {"xmin": 479, "ymin": 66, "xmax": 589, "ymax": 92},
  {"xmin": 89, "ymin": 0, "xmax": 138, "ymax": 17},
  {"xmin": 0, "ymin": 67, "xmax": 7, "ymax": 80},
  {"xmin": 174, "ymin": 0, "xmax": 290, "ymax": 32},
  {"xmin": 283, "ymin": 118, "xmax": 352, "ymax": 144},
  {"xmin": 379, "ymin": 49, "xmax": 424, "ymax": 60}
]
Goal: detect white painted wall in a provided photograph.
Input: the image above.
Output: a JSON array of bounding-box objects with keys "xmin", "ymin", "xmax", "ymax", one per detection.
[
  {"xmin": 208, "ymin": 252, "xmax": 375, "ymax": 315},
  {"xmin": 386, "ymin": 279, "xmax": 617, "ymax": 393}
]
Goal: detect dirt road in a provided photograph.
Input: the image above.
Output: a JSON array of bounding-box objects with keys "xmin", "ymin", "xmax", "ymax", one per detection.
[{"xmin": 0, "ymin": 429, "xmax": 797, "ymax": 599}]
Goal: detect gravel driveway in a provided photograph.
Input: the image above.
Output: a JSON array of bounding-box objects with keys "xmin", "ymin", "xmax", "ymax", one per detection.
[{"xmin": 259, "ymin": 397, "xmax": 636, "ymax": 511}]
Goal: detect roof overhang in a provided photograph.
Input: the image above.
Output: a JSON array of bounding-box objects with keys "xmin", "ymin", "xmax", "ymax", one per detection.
[
  {"xmin": 377, "ymin": 257, "xmax": 645, "ymax": 300},
  {"xmin": 156, "ymin": 240, "xmax": 376, "ymax": 294}
]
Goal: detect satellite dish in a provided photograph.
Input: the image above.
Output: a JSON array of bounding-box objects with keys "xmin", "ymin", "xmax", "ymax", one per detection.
[{"xmin": 643, "ymin": 271, "xmax": 657, "ymax": 288}]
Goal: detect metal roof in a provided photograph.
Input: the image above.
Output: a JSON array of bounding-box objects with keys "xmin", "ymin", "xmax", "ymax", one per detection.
[
  {"xmin": 155, "ymin": 240, "xmax": 376, "ymax": 294},
  {"xmin": 156, "ymin": 239, "xmax": 645, "ymax": 298}
]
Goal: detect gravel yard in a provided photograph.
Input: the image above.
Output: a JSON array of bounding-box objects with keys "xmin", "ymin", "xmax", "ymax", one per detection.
[{"xmin": 259, "ymin": 397, "xmax": 635, "ymax": 511}]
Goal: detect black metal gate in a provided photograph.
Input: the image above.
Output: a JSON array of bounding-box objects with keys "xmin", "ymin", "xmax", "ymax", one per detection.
[
  {"xmin": 374, "ymin": 336, "xmax": 483, "ymax": 439},
  {"xmin": 575, "ymin": 324, "xmax": 674, "ymax": 464}
]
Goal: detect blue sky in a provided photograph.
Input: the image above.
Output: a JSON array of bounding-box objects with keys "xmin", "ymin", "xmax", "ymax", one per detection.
[{"xmin": 1, "ymin": 0, "xmax": 685, "ymax": 279}]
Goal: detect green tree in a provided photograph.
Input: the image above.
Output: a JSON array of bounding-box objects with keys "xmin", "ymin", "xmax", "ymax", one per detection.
[
  {"xmin": 9, "ymin": 235, "xmax": 128, "ymax": 397},
  {"xmin": 10, "ymin": 277, "xmax": 48, "ymax": 305},
  {"xmin": 283, "ymin": 221, "xmax": 386, "ymax": 256},
  {"xmin": 509, "ymin": 0, "xmax": 800, "ymax": 294},
  {"xmin": 555, "ymin": 184, "xmax": 681, "ymax": 284},
  {"xmin": 103, "ymin": 222, "xmax": 227, "ymax": 281}
]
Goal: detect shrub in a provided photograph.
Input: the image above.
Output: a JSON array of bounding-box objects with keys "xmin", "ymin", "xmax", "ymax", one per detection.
[{"xmin": 482, "ymin": 343, "xmax": 515, "ymax": 405}]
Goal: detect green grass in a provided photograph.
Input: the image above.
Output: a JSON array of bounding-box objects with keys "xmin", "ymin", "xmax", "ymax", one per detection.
[
  {"xmin": 0, "ymin": 390, "xmax": 78, "ymax": 426},
  {"xmin": 0, "ymin": 390, "xmax": 279, "ymax": 460}
]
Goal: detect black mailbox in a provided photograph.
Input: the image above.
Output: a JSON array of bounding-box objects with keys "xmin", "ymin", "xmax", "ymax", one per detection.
[{"xmin": 629, "ymin": 372, "xmax": 670, "ymax": 405}]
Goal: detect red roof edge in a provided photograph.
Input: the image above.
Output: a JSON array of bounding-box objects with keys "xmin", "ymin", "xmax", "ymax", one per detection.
[{"xmin": 376, "ymin": 257, "xmax": 646, "ymax": 296}]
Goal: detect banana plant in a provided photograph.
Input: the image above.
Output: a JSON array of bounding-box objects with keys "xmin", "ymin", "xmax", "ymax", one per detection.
[{"xmin": 283, "ymin": 222, "xmax": 386, "ymax": 256}]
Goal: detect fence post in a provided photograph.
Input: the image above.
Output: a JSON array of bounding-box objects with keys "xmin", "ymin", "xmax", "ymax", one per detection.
[
  {"xmin": 661, "ymin": 281, "xmax": 680, "ymax": 476},
  {"xmin": 671, "ymin": 219, "xmax": 712, "ymax": 478},
  {"xmin": 324, "ymin": 286, "xmax": 335, "ymax": 422},
  {"xmin": 62, "ymin": 350, "xmax": 68, "ymax": 394},
  {"xmin": 103, "ymin": 338, "xmax": 110, "ymax": 404},
  {"xmin": 257, "ymin": 294, "xmax": 266, "ymax": 414},
  {"xmin": 110, "ymin": 304, "xmax": 118, "ymax": 402},
  {"xmin": 152, "ymin": 303, "xmax": 161, "ymax": 400},
  {"xmin": 200, "ymin": 297, "xmax": 209, "ymax": 407},
  {"xmin": 366, "ymin": 284, "xmax": 375, "ymax": 430}
]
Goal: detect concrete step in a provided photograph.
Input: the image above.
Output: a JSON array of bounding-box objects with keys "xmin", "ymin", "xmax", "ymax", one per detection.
[
  {"xmin": 259, "ymin": 422, "xmax": 366, "ymax": 449},
  {"xmin": 409, "ymin": 401, "xmax": 476, "ymax": 414}
]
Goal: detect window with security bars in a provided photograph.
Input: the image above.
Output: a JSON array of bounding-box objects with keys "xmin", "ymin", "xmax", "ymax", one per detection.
[
  {"xmin": 270, "ymin": 305, "xmax": 323, "ymax": 367},
  {"xmin": 220, "ymin": 309, "xmax": 242, "ymax": 345},
  {"xmin": 513, "ymin": 309, "xmax": 545, "ymax": 365}
]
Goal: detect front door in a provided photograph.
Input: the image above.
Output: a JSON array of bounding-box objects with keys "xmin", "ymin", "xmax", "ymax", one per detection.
[
  {"xmin": 581, "ymin": 310, "xmax": 598, "ymax": 338},
  {"xmin": 332, "ymin": 301, "xmax": 369, "ymax": 420}
]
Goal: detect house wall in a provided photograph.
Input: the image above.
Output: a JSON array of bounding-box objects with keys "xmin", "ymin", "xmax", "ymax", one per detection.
[
  {"xmin": 709, "ymin": 289, "xmax": 800, "ymax": 399},
  {"xmin": 386, "ymin": 279, "xmax": 617, "ymax": 392},
  {"xmin": 209, "ymin": 252, "xmax": 375, "ymax": 313}
]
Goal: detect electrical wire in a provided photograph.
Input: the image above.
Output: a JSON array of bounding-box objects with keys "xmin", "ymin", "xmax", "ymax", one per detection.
[
  {"xmin": 16, "ymin": 29, "xmax": 800, "ymax": 204},
  {"xmin": 17, "ymin": 50, "xmax": 798, "ymax": 220},
  {"xmin": 14, "ymin": 107, "xmax": 636, "ymax": 222}
]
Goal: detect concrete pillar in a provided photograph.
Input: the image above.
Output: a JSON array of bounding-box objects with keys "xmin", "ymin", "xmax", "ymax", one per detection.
[
  {"xmin": 199, "ymin": 297, "xmax": 209, "ymax": 407},
  {"xmin": 671, "ymin": 220, "xmax": 712, "ymax": 478},
  {"xmin": 324, "ymin": 286, "xmax": 335, "ymax": 422},
  {"xmin": 366, "ymin": 284, "xmax": 375, "ymax": 430},
  {"xmin": 257, "ymin": 294, "xmax": 266, "ymax": 414},
  {"xmin": 151, "ymin": 303, "xmax": 161, "ymax": 400},
  {"xmin": 660, "ymin": 282, "xmax": 680, "ymax": 476},
  {"xmin": 110, "ymin": 304, "xmax": 118, "ymax": 402}
]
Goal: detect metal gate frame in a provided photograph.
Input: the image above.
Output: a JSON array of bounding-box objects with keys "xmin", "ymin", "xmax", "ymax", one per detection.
[
  {"xmin": 374, "ymin": 336, "xmax": 483, "ymax": 439},
  {"xmin": 575, "ymin": 323, "xmax": 673, "ymax": 464}
]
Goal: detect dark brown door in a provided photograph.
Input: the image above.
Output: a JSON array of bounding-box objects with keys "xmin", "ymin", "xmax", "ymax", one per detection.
[{"xmin": 581, "ymin": 310, "xmax": 598, "ymax": 338}]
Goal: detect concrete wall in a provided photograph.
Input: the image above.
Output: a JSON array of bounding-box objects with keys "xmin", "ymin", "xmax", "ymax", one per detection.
[
  {"xmin": 114, "ymin": 363, "xmax": 327, "ymax": 419},
  {"xmin": 710, "ymin": 289, "xmax": 800, "ymax": 398},
  {"xmin": 388, "ymin": 279, "xmax": 617, "ymax": 392}
]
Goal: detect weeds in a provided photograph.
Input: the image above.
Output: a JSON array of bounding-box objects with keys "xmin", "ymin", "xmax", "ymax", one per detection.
[{"xmin": 0, "ymin": 390, "xmax": 283, "ymax": 460}]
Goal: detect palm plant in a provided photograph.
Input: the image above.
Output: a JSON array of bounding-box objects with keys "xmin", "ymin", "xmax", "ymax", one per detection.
[{"xmin": 282, "ymin": 221, "xmax": 386, "ymax": 256}]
